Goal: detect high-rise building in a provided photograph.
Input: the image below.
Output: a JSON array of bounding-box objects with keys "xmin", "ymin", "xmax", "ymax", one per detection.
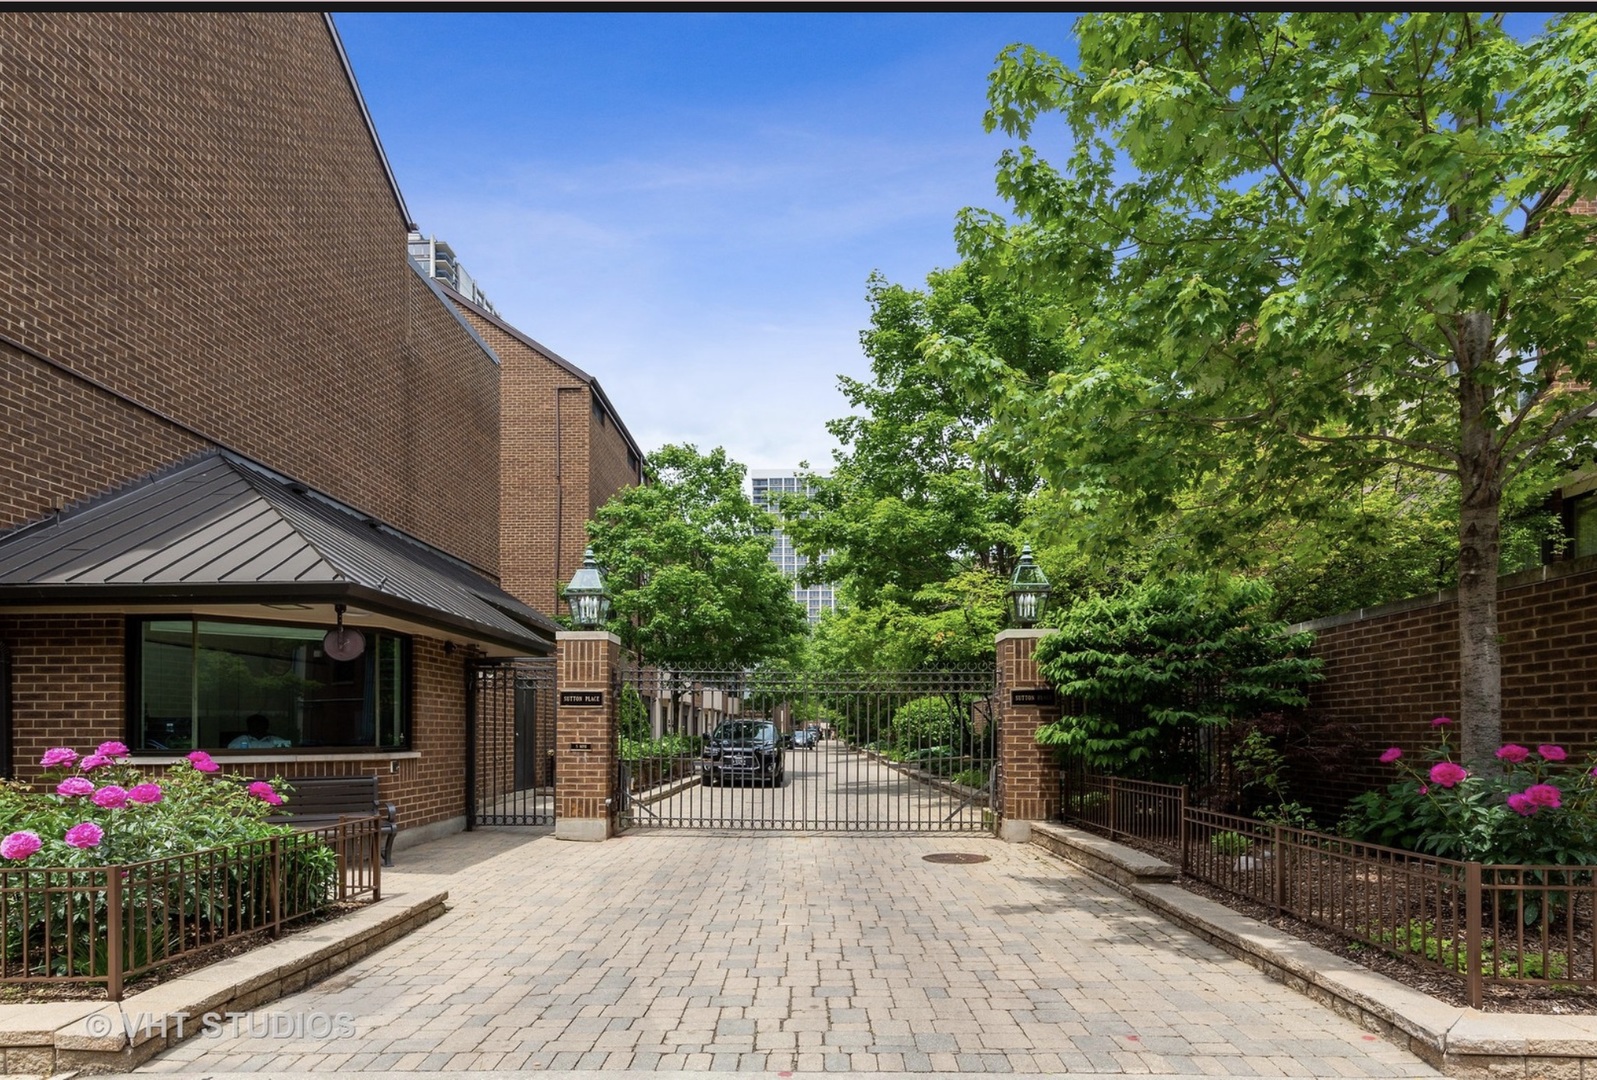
[
  {"xmin": 750, "ymin": 470, "xmax": 835, "ymax": 624},
  {"xmin": 408, "ymin": 230, "xmax": 496, "ymax": 314}
]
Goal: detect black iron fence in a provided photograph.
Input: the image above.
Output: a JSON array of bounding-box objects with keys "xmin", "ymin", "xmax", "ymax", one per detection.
[
  {"xmin": 619, "ymin": 667, "xmax": 996, "ymax": 832},
  {"xmin": 1060, "ymin": 770, "xmax": 1597, "ymax": 1008},
  {"xmin": 0, "ymin": 817, "xmax": 380, "ymax": 1000}
]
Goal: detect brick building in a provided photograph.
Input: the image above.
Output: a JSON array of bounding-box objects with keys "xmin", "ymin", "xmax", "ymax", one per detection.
[
  {"xmin": 440, "ymin": 285, "xmax": 645, "ymax": 620},
  {"xmin": 0, "ymin": 12, "xmax": 577, "ymax": 848}
]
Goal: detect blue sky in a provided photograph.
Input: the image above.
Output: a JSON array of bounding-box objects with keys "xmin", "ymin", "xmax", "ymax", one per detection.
[{"xmin": 333, "ymin": 13, "xmax": 1074, "ymax": 473}]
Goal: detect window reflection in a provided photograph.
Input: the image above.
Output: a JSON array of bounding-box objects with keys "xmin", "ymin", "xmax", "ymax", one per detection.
[{"xmin": 135, "ymin": 618, "xmax": 407, "ymax": 751}]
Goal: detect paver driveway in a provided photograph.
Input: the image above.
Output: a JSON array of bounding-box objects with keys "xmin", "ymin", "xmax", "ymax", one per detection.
[{"xmin": 136, "ymin": 830, "xmax": 1437, "ymax": 1077}]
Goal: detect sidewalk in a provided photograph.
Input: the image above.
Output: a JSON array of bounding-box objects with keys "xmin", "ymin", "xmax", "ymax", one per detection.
[{"xmin": 118, "ymin": 828, "xmax": 1436, "ymax": 1076}]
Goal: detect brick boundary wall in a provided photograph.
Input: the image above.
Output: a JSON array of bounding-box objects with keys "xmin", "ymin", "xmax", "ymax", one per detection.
[{"xmin": 1292, "ymin": 555, "xmax": 1597, "ymax": 811}]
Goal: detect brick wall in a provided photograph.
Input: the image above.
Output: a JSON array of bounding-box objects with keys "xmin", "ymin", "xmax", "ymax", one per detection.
[
  {"xmin": 1297, "ymin": 556, "xmax": 1597, "ymax": 809},
  {"xmin": 452, "ymin": 299, "xmax": 640, "ymax": 618},
  {"xmin": 0, "ymin": 12, "xmax": 499, "ymax": 573},
  {"xmin": 0, "ymin": 614, "xmax": 470, "ymax": 833}
]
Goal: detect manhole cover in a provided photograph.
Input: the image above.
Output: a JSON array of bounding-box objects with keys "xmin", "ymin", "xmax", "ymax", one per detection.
[{"xmin": 922, "ymin": 852, "xmax": 990, "ymax": 864}]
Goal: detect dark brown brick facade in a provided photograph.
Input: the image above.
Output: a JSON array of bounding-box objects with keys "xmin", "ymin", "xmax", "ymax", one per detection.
[
  {"xmin": 0, "ymin": 12, "xmax": 499, "ymax": 574},
  {"xmin": 0, "ymin": 13, "xmax": 506, "ymax": 835},
  {"xmin": 449, "ymin": 294, "xmax": 642, "ymax": 618},
  {"xmin": 1297, "ymin": 556, "xmax": 1597, "ymax": 810}
]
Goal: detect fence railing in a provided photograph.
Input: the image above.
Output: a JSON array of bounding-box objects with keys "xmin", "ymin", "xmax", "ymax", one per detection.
[
  {"xmin": 1061, "ymin": 773, "xmax": 1596, "ymax": 1008},
  {"xmin": 0, "ymin": 817, "xmax": 381, "ymax": 1000},
  {"xmin": 1060, "ymin": 773, "xmax": 1187, "ymax": 857}
]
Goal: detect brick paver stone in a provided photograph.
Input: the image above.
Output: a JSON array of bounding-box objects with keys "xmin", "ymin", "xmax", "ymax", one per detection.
[{"xmin": 132, "ymin": 830, "xmax": 1438, "ymax": 1077}]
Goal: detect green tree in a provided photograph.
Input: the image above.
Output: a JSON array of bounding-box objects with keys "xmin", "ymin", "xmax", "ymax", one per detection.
[
  {"xmin": 939, "ymin": 13, "xmax": 1597, "ymax": 765},
  {"xmin": 780, "ymin": 265, "xmax": 1054, "ymax": 667},
  {"xmin": 587, "ymin": 444, "xmax": 806, "ymax": 670}
]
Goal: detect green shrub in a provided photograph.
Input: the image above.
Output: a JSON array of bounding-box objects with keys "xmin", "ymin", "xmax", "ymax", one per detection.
[
  {"xmin": 0, "ymin": 744, "xmax": 336, "ymax": 983},
  {"xmin": 889, "ymin": 697, "xmax": 957, "ymax": 760},
  {"xmin": 1209, "ymin": 831, "xmax": 1253, "ymax": 856},
  {"xmin": 1035, "ymin": 576, "xmax": 1321, "ymax": 780}
]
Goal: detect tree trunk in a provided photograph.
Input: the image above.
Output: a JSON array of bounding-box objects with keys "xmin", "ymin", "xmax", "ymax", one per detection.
[{"xmin": 1455, "ymin": 311, "xmax": 1503, "ymax": 769}]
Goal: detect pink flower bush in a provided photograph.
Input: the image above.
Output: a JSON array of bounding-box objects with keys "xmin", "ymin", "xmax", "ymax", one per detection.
[
  {"xmin": 127, "ymin": 783, "xmax": 163, "ymax": 805},
  {"xmin": 1538, "ymin": 745, "xmax": 1567, "ymax": 762},
  {"xmin": 1496, "ymin": 744, "xmax": 1530, "ymax": 764},
  {"xmin": 1379, "ymin": 747, "xmax": 1403, "ymax": 764},
  {"xmin": 1429, "ymin": 761, "xmax": 1468, "ymax": 788},
  {"xmin": 63, "ymin": 822, "xmax": 104, "ymax": 849},
  {"xmin": 55, "ymin": 776, "xmax": 95, "ymax": 797},
  {"xmin": 187, "ymin": 751, "xmax": 219, "ymax": 773},
  {"xmin": 247, "ymin": 781, "xmax": 284, "ymax": 807},
  {"xmin": 1, "ymin": 831, "xmax": 42, "ymax": 860},
  {"xmin": 91, "ymin": 785, "xmax": 128, "ymax": 809},
  {"xmin": 96, "ymin": 741, "xmax": 130, "ymax": 758},
  {"xmin": 1431, "ymin": 716, "xmax": 1453, "ymax": 727},
  {"xmin": 1525, "ymin": 783, "xmax": 1563, "ymax": 809},
  {"xmin": 40, "ymin": 747, "xmax": 79, "ymax": 769}
]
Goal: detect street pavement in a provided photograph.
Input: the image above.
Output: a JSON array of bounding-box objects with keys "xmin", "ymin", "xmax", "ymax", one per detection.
[{"xmin": 130, "ymin": 827, "xmax": 1438, "ymax": 1077}]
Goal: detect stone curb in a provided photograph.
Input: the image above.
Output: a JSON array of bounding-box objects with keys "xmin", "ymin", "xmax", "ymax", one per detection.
[
  {"xmin": 0, "ymin": 888, "xmax": 447, "ymax": 1078},
  {"xmin": 1029, "ymin": 821, "xmax": 1597, "ymax": 1079}
]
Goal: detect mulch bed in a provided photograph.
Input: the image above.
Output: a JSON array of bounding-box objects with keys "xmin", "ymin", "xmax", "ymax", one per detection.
[
  {"xmin": 0, "ymin": 902, "xmax": 364, "ymax": 1005},
  {"xmin": 1084, "ymin": 826, "xmax": 1597, "ymax": 1014}
]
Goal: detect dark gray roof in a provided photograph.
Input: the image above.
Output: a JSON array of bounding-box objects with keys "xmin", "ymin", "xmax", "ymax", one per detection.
[{"xmin": 0, "ymin": 452, "xmax": 556, "ymax": 654}]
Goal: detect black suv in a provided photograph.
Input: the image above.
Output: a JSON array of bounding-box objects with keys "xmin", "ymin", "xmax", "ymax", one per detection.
[{"xmin": 701, "ymin": 720, "xmax": 785, "ymax": 786}]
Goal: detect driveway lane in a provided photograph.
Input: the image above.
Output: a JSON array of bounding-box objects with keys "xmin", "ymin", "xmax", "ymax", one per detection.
[{"xmin": 134, "ymin": 829, "xmax": 1436, "ymax": 1076}]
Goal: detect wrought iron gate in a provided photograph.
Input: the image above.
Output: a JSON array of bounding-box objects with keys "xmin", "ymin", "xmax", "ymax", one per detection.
[
  {"xmin": 617, "ymin": 668, "xmax": 996, "ymax": 832},
  {"xmin": 467, "ymin": 657, "xmax": 555, "ymax": 827}
]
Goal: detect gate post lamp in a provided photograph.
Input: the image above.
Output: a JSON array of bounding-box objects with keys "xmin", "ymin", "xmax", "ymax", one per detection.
[
  {"xmin": 1007, "ymin": 545, "xmax": 1051, "ymax": 629},
  {"xmin": 564, "ymin": 547, "xmax": 612, "ymax": 630}
]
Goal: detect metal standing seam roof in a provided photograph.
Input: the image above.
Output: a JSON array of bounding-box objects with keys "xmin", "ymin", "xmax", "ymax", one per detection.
[{"xmin": 0, "ymin": 452, "xmax": 557, "ymax": 653}]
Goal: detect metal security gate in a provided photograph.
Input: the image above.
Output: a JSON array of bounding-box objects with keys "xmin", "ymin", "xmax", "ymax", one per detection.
[
  {"xmin": 617, "ymin": 668, "xmax": 996, "ymax": 832},
  {"xmin": 467, "ymin": 657, "xmax": 555, "ymax": 827}
]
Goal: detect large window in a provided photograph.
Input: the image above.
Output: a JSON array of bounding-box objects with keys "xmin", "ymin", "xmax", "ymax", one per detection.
[{"xmin": 131, "ymin": 618, "xmax": 408, "ymax": 752}]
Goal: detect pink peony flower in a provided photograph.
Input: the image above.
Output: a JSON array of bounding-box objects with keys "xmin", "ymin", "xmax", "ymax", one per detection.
[
  {"xmin": 1496, "ymin": 744, "xmax": 1531, "ymax": 764},
  {"xmin": 80, "ymin": 754, "xmax": 112, "ymax": 771},
  {"xmin": 1524, "ymin": 783, "xmax": 1563, "ymax": 809},
  {"xmin": 1507, "ymin": 792, "xmax": 1537, "ymax": 816},
  {"xmin": 1537, "ymin": 745, "xmax": 1567, "ymax": 762},
  {"xmin": 56, "ymin": 776, "xmax": 95, "ymax": 797},
  {"xmin": 1431, "ymin": 716, "xmax": 1453, "ymax": 727},
  {"xmin": 40, "ymin": 747, "xmax": 79, "ymax": 769},
  {"xmin": 1, "ymin": 831, "xmax": 42, "ymax": 860},
  {"xmin": 95, "ymin": 741, "xmax": 130, "ymax": 758},
  {"xmin": 91, "ymin": 785, "xmax": 128, "ymax": 809},
  {"xmin": 1429, "ymin": 761, "xmax": 1469, "ymax": 788},
  {"xmin": 1379, "ymin": 747, "xmax": 1403, "ymax": 764},
  {"xmin": 1417, "ymin": 784, "xmax": 1429, "ymax": 795},
  {"xmin": 63, "ymin": 822, "xmax": 103, "ymax": 849},
  {"xmin": 247, "ymin": 781, "xmax": 284, "ymax": 806},
  {"xmin": 127, "ymin": 783, "xmax": 163, "ymax": 805},
  {"xmin": 187, "ymin": 751, "xmax": 219, "ymax": 773}
]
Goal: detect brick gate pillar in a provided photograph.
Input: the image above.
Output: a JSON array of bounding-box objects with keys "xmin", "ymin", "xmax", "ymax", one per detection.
[
  {"xmin": 995, "ymin": 628, "xmax": 1061, "ymax": 843},
  {"xmin": 555, "ymin": 630, "xmax": 619, "ymax": 842}
]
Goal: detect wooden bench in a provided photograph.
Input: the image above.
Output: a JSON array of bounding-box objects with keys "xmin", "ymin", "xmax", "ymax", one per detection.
[{"xmin": 266, "ymin": 775, "xmax": 398, "ymax": 866}]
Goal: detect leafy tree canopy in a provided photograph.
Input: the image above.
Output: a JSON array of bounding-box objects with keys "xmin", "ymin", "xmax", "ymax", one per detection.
[
  {"xmin": 587, "ymin": 443, "xmax": 807, "ymax": 671},
  {"xmin": 934, "ymin": 12, "xmax": 1597, "ymax": 763}
]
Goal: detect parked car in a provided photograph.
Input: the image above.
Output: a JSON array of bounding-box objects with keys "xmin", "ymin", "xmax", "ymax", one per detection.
[
  {"xmin": 701, "ymin": 720, "xmax": 785, "ymax": 786},
  {"xmin": 791, "ymin": 727, "xmax": 818, "ymax": 749}
]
